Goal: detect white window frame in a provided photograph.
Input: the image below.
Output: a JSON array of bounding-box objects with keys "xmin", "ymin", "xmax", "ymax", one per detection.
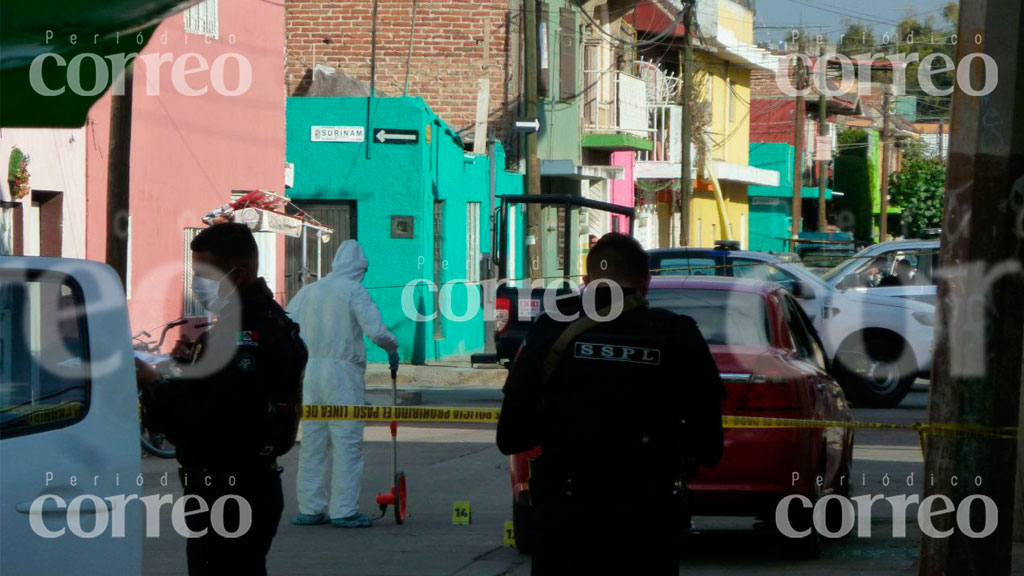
[
  {"xmin": 184, "ymin": 0, "xmax": 219, "ymax": 38},
  {"xmin": 126, "ymin": 215, "xmax": 133, "ymax": 300},
  {"xmin": 466, "ymin": 202, "xmax": 481, "ymax": 283}
]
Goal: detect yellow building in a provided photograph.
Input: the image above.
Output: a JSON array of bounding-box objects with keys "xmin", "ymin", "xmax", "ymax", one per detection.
[{"xmin": 634, "ymin": 0, "xmax": 779, "ymax": 249}]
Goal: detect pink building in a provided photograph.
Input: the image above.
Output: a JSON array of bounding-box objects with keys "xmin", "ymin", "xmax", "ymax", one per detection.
[
  {"xmin": 85, "ymin": 0, "xmax": 286, "ymax": 335},
  {"xmin": 609, "ymin": 151, "xmax": 636, "ymax": 234}
]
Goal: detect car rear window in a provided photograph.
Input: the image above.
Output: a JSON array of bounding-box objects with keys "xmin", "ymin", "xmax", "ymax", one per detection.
[
  {"xmin": 650, "ymin": 256, "xmax": 719, "ymax": 276},
  {"xmin": 647, "ymin": 289, "xmax": 771, "ymax": 347}
]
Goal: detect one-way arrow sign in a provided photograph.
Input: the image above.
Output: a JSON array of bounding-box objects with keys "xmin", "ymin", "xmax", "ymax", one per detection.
[
  {"xmin": 373, "ymin": 128, "xmax": 419, "ymax": 144},
  {"xmin": 514, "ymin": 118, "xmax": 540, "ymax": 133}
]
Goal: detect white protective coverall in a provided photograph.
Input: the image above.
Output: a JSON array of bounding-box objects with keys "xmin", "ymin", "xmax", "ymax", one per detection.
[{"xmin": 287, "ymin": 240, "xmax": 398, "ymax": 519}]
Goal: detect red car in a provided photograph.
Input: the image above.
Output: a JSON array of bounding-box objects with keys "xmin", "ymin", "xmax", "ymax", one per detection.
[{"xmin": 508, "ymin": 276, "xmax": 854, "ymax": 556}]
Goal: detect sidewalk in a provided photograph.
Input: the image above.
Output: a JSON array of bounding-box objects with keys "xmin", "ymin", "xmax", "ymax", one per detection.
[{"xmin": 366, "ymin": 357, "xmax": 508, "ymax": 390}]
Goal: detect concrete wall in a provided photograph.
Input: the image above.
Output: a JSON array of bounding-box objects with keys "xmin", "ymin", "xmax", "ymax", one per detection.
[
  {"xmin": 287, "ymin": 96, "xmax": 522, "ymax": 363},
  {"xmin": 1, "ymin": 129, "xmax": 87, "ymax": 258},
  {"xmin": 85, "ymin": 0, "xmax": 286, "ymax": 336}
]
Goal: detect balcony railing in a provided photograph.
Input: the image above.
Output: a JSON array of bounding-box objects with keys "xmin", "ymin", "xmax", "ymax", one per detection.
[
  {"xmin": 583, "ymin": 43, "xmax": 649, "ymax": 137},
  {"xmin": 639, "ymin": 104, "xmax": 681, "ymax": 162}
]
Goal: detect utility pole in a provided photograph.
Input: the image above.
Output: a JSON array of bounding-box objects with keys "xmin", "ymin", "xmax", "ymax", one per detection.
[
  {"xmin": 791, "ymin": 37, "xmax": 805, "ymax": 248},
  {"xmin": 920, "ymin": 0, "xmax": 1024, "ymax": 572},
  {"xmin": 879, "ymin": 89, "xmax": 892, "ymax": 241},
  {"xmin": 817, "ymin": 44, "xmax": 828, "ymax": 232},
  {"xmin": 365, "ymin": 0, "xmax": 380, "ymax": 160},
  {"xmin": 483, "ymin": 127, "xmax": 497, "ymax": 354},
  {"xmin": 938, "ymin": 121, "xmax": 945, "ymax": 159},
  {"xmin": 679, "ymin": 0, "xmax": 695, "ymax": 247},
  {"xmin": 524, "ymin": 0, "xmax": 543, "ymax": 280},
  {"xmin": 105, "ymin": 65, "xmax": 134, "ymax": 287}
]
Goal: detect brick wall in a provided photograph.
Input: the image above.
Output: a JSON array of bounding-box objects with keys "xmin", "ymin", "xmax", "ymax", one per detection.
[{"xmin": 286, "ymin": 0, "xmax": 519, "ymax": 149}]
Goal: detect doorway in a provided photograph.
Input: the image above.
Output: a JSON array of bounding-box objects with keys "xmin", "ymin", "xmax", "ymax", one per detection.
[{"xmin": 285, "ymin": 201, "xmax": 356, "ymax": 302}]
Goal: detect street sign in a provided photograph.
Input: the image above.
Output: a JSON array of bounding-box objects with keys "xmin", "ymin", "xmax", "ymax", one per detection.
[
  {"xmin": 311, "ymin": 126, "xmax": 364, "ymax": 143},
  {"xmin": 373, "ymin": 128, "xmax": 419, "ymax": 144},
  {"xmin": 815, "ymin": 135, "xmax": 832, "ymax": 162},
  {"xmin": 514, "ymin": 118, "xmax": 540, "ymax": 133}
]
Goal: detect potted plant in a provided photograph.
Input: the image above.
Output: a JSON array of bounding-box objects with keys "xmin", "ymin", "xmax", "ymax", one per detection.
[{"xmin": 8, "ymin": 147, "xmax": 31, "ymax": 200}]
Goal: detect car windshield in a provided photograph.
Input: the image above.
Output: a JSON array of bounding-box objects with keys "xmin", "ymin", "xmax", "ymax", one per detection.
[
  {"xmin": 820, "ymin": 248, "xmax": 874, "ymax": 282},
  {"xmin": 647, "ymin": 289, "xmax": 772, "ymax": 347}
]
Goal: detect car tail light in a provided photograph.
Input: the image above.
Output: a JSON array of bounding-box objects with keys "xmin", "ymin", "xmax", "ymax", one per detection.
[
  {"xmin": 739, "ymin": 358, "xmax": 799, "ymax": 410},
  {"xmin": 495, "ymin": 297, "xmax": 511, "ymax": 334}
]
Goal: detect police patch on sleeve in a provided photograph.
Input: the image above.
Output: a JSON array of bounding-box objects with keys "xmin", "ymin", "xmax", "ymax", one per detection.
[
  {"xmin": 573, "ymin": 342, "xmax": 661, "ymax": 365},
  {"xmin": 235, "ymin": 353, "xmax": 257, "ymax": 373}
]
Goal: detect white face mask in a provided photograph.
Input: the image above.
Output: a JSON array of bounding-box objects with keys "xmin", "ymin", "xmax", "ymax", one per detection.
[{"xmin": 192, "ymin": 269, "xmax": 236, "ymax": 313}]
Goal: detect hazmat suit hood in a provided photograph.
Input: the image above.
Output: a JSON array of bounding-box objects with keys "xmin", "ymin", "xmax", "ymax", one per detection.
[{"xmin": 330, "ymin": 240, "xmax": 368, "ymax": 283}]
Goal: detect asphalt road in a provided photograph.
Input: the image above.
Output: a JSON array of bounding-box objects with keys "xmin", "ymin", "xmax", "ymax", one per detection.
[{"xmin": 141, "ymin": 382, "xmax": 1022, "ymax": 575}]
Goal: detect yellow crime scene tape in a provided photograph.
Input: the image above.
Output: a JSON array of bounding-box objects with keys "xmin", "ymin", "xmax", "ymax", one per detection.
[{"xmin": 302, "ymin": 405, "xmax": 1018, "ymax": 441}]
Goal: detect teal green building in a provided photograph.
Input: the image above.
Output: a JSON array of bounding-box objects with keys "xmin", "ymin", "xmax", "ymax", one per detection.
[
  {"xmin": 286, "ymin": 96, "xmax": 523, "ymax": 363},
  {"xmin": 748, "ymin": 143, "xmax": 833, "ymax": 252}
]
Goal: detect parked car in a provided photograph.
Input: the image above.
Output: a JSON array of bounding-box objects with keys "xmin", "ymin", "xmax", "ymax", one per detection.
[
  {"xmin": 508, "ymin": 277, "xmax": 854, "ymax": 557},
  {"xmin": 0, "ymin": 257, "xmax": 142, "ymax": 575},
  {"xmin": 821, "ymin": 239, "xmax": 941, "ymax": 305},
  {"xmin": 649, "ymin": 245, "xmax": 935, "ymax": 407}
]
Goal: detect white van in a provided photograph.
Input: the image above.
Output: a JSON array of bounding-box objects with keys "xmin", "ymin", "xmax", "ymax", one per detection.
[{"xmin": 0, "ymin": 257, "xmax": 141, "ymax": 575}]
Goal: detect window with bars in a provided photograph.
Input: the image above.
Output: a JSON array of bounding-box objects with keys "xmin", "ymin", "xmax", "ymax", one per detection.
[
  {"xmin": 184, "ymin": 0, "xmax": 218, "ymax": 38},
  {"xmin": 433, "ymin": 201, "xmax": 444, "ymax": 339},
  {"xmin": 183, "ymin": 228, "xmax": 207, "ymax": 318}
]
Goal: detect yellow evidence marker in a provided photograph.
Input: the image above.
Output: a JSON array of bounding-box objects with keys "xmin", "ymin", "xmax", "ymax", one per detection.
[
  {"xmin": 503, "ymin": 521, "xmax": 517, "ymax": 547},
  {"xmin": 452, "ymin": 501, "xmax": 471, "ymax": 525}
]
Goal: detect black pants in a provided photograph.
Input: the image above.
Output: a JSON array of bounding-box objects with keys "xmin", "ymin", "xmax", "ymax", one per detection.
[
  {"xmin": 532, "ymin": 495, "xmax": 681, "ymax": 576},
  {"xmin": 182, "ymin": 468, "xmax": 284, "ymax": 576}
]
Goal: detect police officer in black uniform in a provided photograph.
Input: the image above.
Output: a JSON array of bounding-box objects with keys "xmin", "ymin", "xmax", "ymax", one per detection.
[
  {"xmin": 136, "ymin": 223, "xmax": 308, "ymax": 576},
  {"xmin": 497, "ymin": 233, "xmax": 725, "ymax": 576}
]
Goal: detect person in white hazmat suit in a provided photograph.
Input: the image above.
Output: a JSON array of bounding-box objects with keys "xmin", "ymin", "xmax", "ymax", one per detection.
[{"xmin": 287, "ymin": 240, "xmax": 399, "ymax": 528}]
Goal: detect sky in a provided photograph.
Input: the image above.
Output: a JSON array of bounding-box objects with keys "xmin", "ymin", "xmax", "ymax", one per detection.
[{"xmin": 752, "ymin": 0, "xmax": 956, "ymax": 44}]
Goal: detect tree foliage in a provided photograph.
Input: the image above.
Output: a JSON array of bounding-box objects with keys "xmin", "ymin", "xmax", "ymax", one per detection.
[
  {"xmin": 836, "ymin": 3, "xmax": 959, "ymax": 122},
  {"xmin": 889, "ymin": 155, "xmax": 947, "ymax": 238}
]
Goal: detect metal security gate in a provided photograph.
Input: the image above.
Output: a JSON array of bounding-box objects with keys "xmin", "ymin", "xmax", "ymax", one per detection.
[{"xmin": 285, "ymin": 201, "xmax": 355, "ymax": 302}]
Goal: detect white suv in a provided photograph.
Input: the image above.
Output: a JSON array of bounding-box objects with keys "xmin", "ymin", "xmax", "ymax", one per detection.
[
  {"xmin": 650, "ymin": 248, "xmax": 935, "ymax": 407},
  {"xmin": 821, "ymin": 239, "xmax": 941, "ymax": 306}
]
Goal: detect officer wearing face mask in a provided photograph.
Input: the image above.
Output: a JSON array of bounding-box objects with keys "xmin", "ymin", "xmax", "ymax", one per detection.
[{"xmin": 135, "ymin": 223, "xmax": 308, "ymax": 576}]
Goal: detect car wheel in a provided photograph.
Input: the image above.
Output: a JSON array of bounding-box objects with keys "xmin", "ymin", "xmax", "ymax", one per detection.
[
  {"xmin": 834, "ymin": 333, "xmax": 916, "ymax": 407},
  {"xmin": 512, "ymin": 495, "xmax": 535, "ymax": 554}
]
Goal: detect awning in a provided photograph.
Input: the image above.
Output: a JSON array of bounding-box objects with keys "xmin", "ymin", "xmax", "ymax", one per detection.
[
  {"xmin": 712, "ymin": 27, "xmax": 778, "ymax": 72},
  {"xmin": 624, "ymin": 1, "xmax": 686, "ymax": 38},
  {"xmin": 541, "ymin": 160, "xmax": 624, "ymax": 181},
  {"xmin": 1, "ymin": 0, "xmax": 199, "ymax": 127},
  {"xmin": 204, "ymin": 190, "xmax": 334, "ymax": 238},
  {"xmin": 635, "ymin": 160, "xmax": 780, "ymax": 187},
  {"xmin": 711, "ymin": 161, "xmax": 780, "ymax": 187}
]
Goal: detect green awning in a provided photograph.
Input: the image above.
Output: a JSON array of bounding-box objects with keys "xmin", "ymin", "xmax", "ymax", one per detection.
[
  {"xmin": 582, "ymin": 133, "xmax": 653, "ymax": 152},
  {"xmin": 1, "ymin": 0, "xmax": 199, "ymax": 127}
]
